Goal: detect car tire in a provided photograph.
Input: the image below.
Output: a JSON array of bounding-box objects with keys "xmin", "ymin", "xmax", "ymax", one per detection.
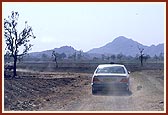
[
  {"xmin": 92, "ymin": 87, "xmax": 97, "ymax": 95},
  {"xmin": 127, "ymin": 81, "xmax": 131, "ymax": 92},
  {"xmin": 127, "ymin": 87, "xmax": 130, "ymax": 91}
]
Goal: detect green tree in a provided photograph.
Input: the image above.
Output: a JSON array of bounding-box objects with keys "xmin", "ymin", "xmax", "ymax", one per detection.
[
  {"xmin": 106, "ymin": 56, "xmax": 110, "ymax": 61},
  {"xmin": 60, "ymin": 53, "xmax": 66, "ymax": 60},
  {"xmin": 93, "ymin": 57, "xmax": 98, "ymax": 61},
  {"xmin": 110, "ymin": 54, "xmax": 116, "ymax": 61},
  {"xmin": 154, "ymin": 55, "xmax": 159, "ymax": 63},
  {"xmin": 117, "ymin": 53, "xmax": 123, "ymax": 61},
  {"xmin": 143, "ymin": 55, "xmax": 150, "ymax": 62},
  {"xmin": 41, "ymin": 53, "xmax": 48, "ymax": 61},
  {"xmin": 72, "ymin": 52, "xmax": 77, "ymax": 61},
  {"xmin": 4, "ymin": 11, "xmax": 35, "ymax": 78},
  {"xmin": 159, "ymin": 52, "xmax": 164, "ymax": 61},
  {"xmin": 77, "ymin": 50, "xmax": 83, "ymax": 60},
  {"xmin": 101, "ymin": 54, "xmax": 105, "ymax": 61}
]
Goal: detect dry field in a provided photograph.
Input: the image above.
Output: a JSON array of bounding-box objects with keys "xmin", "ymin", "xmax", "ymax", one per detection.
[{"xmin": 3, "ymin": 66, "xmax": 164, "ymax": 111}]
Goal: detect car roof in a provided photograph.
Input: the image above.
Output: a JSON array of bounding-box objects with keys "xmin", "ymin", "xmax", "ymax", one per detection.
[{"xmin": 97, "ymin": 64, "xmax": 125, "ymax": 68}]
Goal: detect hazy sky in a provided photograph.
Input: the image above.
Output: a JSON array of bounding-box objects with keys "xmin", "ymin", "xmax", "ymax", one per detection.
[{"xmin": 3, "ymin": 2, "xmax": 165, "ymax": 53}]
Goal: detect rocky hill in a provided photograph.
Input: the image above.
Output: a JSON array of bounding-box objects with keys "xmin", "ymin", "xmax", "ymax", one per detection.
[
  {"xmin": 87, "ymin": 36, "xmax": 164, "ymax": 57},
  {"xmin": 28, "ymin": 36, "xmax": 164, "ymax": 58}
]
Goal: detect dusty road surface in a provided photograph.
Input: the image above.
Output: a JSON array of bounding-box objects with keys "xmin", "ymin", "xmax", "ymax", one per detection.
[
  {"xmin": 4, "ymin": 69, "xmax": 164, "ymax": 111},
  {"xmin": 66, "ymin": 70, "xmax": 164, "ymax": 111}
]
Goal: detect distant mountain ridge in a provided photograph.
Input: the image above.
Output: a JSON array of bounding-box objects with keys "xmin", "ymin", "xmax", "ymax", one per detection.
[
  {"xmin": 29, "ymin": 36, "xmax": 164, "ymax": 58},
  {"xmin": 87, "ymin": 36, "xmax": 164, "ymax": 57},
  {"xmin": 29, "ymin": 46, "xmax": 78, "ymax": 58}
]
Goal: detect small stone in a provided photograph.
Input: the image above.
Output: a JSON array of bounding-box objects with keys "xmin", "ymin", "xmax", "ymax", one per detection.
[
  {"xmin": 159, "ymin": 101, "xmax": 164, "ymax": 104},
  {"xmin": 46, "ymin": 99, "xmax": 50, "ymax": 101}
]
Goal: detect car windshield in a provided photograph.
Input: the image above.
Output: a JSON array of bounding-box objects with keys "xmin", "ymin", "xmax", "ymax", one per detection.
[{"xmin": 96, "ymin": 66, "xmax": 126, "ymax": 74}]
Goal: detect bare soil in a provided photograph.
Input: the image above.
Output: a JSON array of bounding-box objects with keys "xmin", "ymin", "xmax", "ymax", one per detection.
[{"xmin": 4, "ymin": 69, "xmax": 164, "ymax": 111}]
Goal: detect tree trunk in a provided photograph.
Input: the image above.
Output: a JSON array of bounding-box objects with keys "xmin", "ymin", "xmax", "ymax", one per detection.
[
  {"xmin": 140, "ymin": 55, "xmax": 143, "ymax": 66},
  {"xmin": 13, "ymin": 56, "xmax": 17, "ymax": 78},
  {"xmin": 55, "ymin": 58, "xmax": 58, "ymax": 68}
]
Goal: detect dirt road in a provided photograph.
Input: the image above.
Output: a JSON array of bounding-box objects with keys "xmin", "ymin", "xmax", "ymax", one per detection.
[
  {"xmin": 53, "ymin": 70, "xmax": 164, "ymax": 111},
  {"xmin": 4, "ymin": 70, "xmax": 164, "ymax": 111}
]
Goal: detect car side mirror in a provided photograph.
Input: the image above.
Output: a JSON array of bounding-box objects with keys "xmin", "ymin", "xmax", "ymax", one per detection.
[{"xmin": 128, "ymin": 71, "xmax": 131, "ymax": 74}]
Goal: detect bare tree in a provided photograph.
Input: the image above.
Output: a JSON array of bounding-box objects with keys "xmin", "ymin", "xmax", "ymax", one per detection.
[
  {"xmin": 137, "ymin": 46, "xmax": 144, "ymax": 66},
  {"xmin": 52, "ymin": 51, "xmax": 58, "ymax": 68},
  {"xmin": 4, "ymin": 11, "xmax": 36, "ymax": 78}
]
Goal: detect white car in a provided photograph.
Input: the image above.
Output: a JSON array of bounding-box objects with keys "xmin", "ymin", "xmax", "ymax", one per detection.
[{"xmin": 91, "ymin": 64, "xmax": 130, "ymax": 94}]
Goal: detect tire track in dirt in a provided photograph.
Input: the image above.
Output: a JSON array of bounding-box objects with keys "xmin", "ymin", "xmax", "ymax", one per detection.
[
  {"xmin": 61, "ymin": 70, "xmax": 164, "ymax": 111},
  {"xmin": 64, "ymin": 77, "xmax": 136, "ymax": 111}
]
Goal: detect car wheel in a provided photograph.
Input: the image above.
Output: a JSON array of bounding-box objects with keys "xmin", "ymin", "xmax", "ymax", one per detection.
[
  {"xmin": 127, "ymin": 81, "xmax": 131, "ymax": 92},
  {"xmin": 92, "ymin": 87, "xmax": 97, "ymax": 95},
  {"xmin": 127, "ymin": 87, "xmax": 130, "ymax": 91}
]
